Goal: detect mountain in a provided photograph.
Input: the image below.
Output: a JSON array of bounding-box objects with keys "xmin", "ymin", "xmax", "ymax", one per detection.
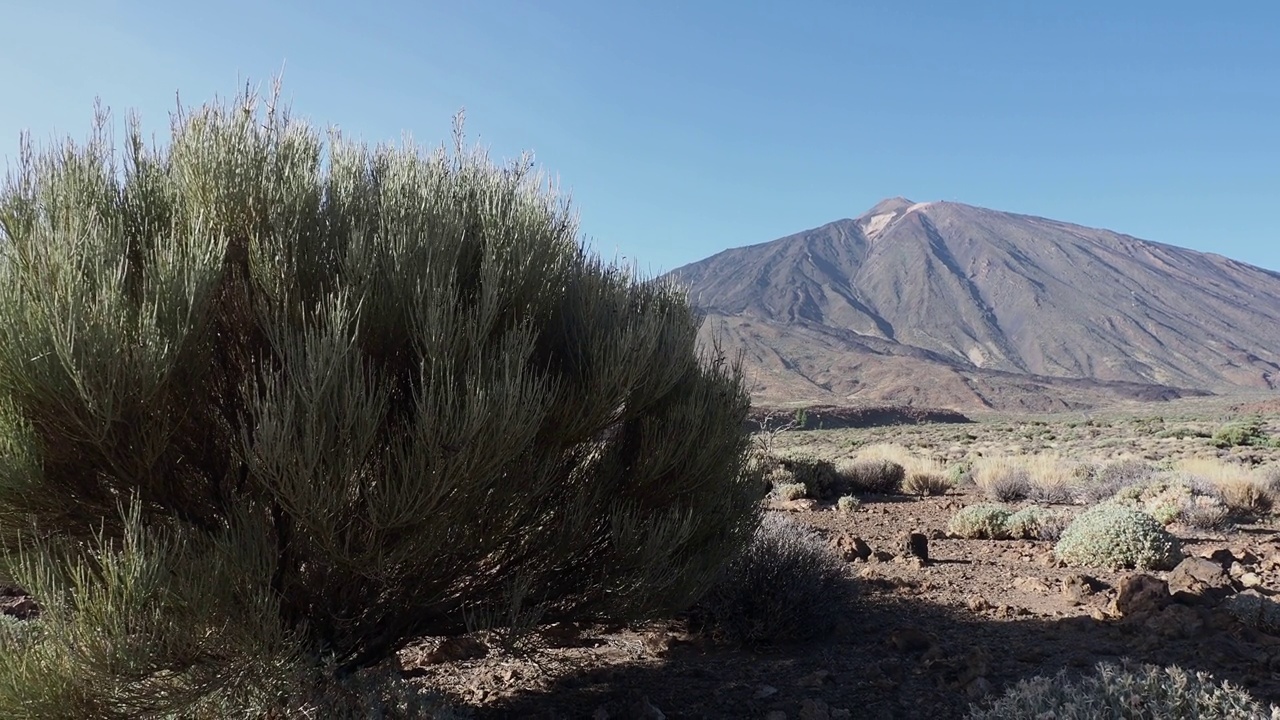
[{"xmin": 667, "ymin": 198, "xmax": 1280, "ymax": 411}]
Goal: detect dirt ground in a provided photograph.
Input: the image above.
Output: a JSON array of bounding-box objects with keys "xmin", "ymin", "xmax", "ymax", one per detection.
[{"xmin": 399, "ymin": 407, "xmax": 1280, "ymax": 719}]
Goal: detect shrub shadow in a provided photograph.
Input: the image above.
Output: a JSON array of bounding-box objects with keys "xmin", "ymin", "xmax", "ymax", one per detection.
[{"xmin": 461, "ymin": 578, "xmax": 1280, "ymax": 719}]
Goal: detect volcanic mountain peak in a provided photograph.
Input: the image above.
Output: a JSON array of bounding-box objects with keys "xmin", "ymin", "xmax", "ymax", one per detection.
[
  {"xmin": 857, "ymin": 197, "xmax": 950, "ymax": 240},
  {"xmin": 668, "ymin": 198, "xmax": 1280, "ymax": 411},
  {"xmin": 857, "ymin": 196, "xmax": 914, "ymax": 240}
]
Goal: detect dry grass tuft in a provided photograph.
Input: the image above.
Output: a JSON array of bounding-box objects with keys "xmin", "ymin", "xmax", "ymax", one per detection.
[
  {"xmin": 904, "ymin": 471, "xmax": 952, "ymax": 496},
  {"xmin": 973, "ymin": 454, "xmax": 1081, "ymax": 504},
  {"xmin": 855, "ymin": 443, "xmax": 947, "ymax": 476},
  {"xmin": 1176, "ymin": 457, "xmax": 1276, "ymax": 519}
]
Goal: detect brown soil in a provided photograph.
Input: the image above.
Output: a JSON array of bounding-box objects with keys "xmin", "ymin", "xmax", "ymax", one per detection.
[{"xmin": 401, "ymin": 487, "xmax": 1280, "ymax": 719}]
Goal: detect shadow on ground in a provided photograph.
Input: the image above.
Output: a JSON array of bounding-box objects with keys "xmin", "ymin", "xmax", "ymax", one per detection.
[{"xmin": 457, "ymin": 577, "xmax": 1280, "ymax": 720}]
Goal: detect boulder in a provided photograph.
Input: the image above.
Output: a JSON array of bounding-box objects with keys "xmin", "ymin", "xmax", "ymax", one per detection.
[
  {"xmin": 900, "ymin": 531, "xmax": 929, "ymax": 563},
  {"xmin": 1168, "ymin": 557, "xmax": 1234, "ymax": 606},
  {"xmin": 1112, "ymin": 574, "xmax": 1170, "ymax": 618},
  {"xmin": 830, "ymin": 533, "xmax": 872, "ymax": 562}
]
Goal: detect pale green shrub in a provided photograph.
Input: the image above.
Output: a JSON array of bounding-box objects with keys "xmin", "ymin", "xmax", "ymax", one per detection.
[
  {"xmin": 946, "ymin": 461, "xmax": 973, "ymax": 486},
  {"xmin": 947, "ymin": 504, "xmax": 1013, "ymax": 540},
  {"xmin": 836, "ymin": 495, "xmax": 860, "ymax": 513},
  {"xmin": 967, "ymin": 661, "xmax": 1279, "ymax": 719},
  {"xmin": 771, "ymin": 482, "xmax": 808, "ymax": 502},
  {"xmin": 1054, "ymin": 504, "xmax": 1182, "ymax": 570},
  {"xmin": 779, "ymin": 455, "xmax": 842, "ymax": 499},
  {"xmin": 1006, "ymin": 506, "xmax": 1071, "ymax": 541}
]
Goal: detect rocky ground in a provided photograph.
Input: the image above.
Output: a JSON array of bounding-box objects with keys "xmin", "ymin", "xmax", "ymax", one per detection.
[
  {"xmin": 385, "ymin": 408, "xmax": 1280, "ymax": 719},
  {"xmin": 391, "ymin": 486, "xmax": 1280, "ymax": 719}
]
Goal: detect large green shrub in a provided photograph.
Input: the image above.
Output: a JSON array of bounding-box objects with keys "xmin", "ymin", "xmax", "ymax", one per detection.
[
  {"xmin": 0, "ymin": 89, "xmax": 762, "ymax": 714},
  {"xmin": 1054, "ymin": 505, "xmax": 1182, "ymax": 570},
  {"xmin": 967, "ymin": 661, "xmax": 1278, "ymax": 719}
]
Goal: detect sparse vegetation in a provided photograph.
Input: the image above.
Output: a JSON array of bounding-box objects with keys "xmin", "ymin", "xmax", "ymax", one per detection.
[
  {"xmin": 835, "ymin": 458, "xmax": 905, "ymax": 495},
  {"xmin": 947, "ymin": 504, "xmax": 1013, "ymax": 539},
  {"xmin": 1211, "ymin": 419, "xmax": 1275, "ymax": 449},
  {"xmin": 977, "ymin": 466, "xmax": 1032, "ymax": 502},
  {"xmin": 771, "ymin": 482, "xmax": 809, "ymax": 502},
  {"xmin": 967, "ymin": 662, "xmax": 1279, "ymax": 720},
  {"xmin": 904, "ymin": 471, "xmax": 951, "ymax": 496},
  {"xmin": 1006, "ymin": 506, "xmax": 1071, "ymax": 540},
  {"xmin": 836, "ymin": 495, "xmax": 861, "ymax": 513},
  {"xmin": 1054, "ymin": 504, "xmax": 1182, "ymax": 570},
  {"xmin": 779, "ymin": 455, "xmax": 843, "ymax": 499}
]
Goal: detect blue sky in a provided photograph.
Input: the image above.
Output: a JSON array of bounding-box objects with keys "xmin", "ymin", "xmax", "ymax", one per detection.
[{"xmin": 2, "ymin": 1, "xmax": 1277, "ymax": 274}]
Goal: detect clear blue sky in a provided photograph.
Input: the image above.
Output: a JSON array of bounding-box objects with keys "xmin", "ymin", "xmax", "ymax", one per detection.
[{"xmin": 3, "ymin": 1, "xmax": 1277, "ymax": 274}]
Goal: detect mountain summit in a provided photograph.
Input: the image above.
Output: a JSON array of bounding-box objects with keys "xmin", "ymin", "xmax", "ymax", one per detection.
[{"xmin": 667, "ymin": 199, "xmax": 1280, "ymax": 410}]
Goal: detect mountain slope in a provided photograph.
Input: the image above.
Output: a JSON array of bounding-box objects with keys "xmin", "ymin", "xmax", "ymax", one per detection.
[{"xmin": 670, "ymin": 199, "xmax": 1280, "ymax": 410}]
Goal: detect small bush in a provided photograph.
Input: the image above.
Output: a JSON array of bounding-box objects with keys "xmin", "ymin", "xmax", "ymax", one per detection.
[
  {"xmin": 836, "ymin": 459, "xmax": 905, "ymax": 495},
  {"xmin": 977, "ymin": 467, "xmax": 1031, "ymax": 502},
  {"xmin": 1006, "ymin": 506, "xmax": 1071, "ymax": 541},
  {"xmin": 759, "ymin": 455, "xmax": 797, "ymax": 493},
  {"xmin": 1215, "ymin": 476, "xmax": 1276, "ymax": 519},
  {"xmin": 947, "ymin": 504, "xmax": 1013, "ymax": 540},
  {"xmin": 1026, "ymin": 476, "xmax": 1074, "ymax": 504},
  {"xmin": 771, "ymin": 482, "xmax": 808, "ymax": 502},
  {"xmin": 694, "ymin": 514, "xmax": 846, "ymax": 646},
  {"xmin": 904, "ymin": 471, "xmax": 950, "ymax": 496},
  {"xmin": 1054, "ymin": 504, "xmax": 1182, "ymax": 570},
  {"xmin": 1076, "ymin": 459, "xmax": 1158, "ymax": 505},
  {"xmin": 946, "ymin": 461, "xmax": 974, "ymax": 486},
  {"xmin": 836, "ymin": 495, "xmax": 861, "ymax": 513},
  {"xmin": 1155, "ymin": 426, "xmax": 1211, "ymax": 439},
  {"xmin": 967, "ymin": 661, "xmax": 1278, "ymax": 719},
  {"xmin": 1260, "ymin": 465, "xmax": 1280, "ymax": 493},
  {"xmin": 1110, "ymin": 470, "xmax": 1239, "ymax": 528},
  {"xmin": 1221, "ymin": 590, "xmax": 1280, "ymax": 635},
  {"xmin": 1211, "ymin": 419, "xmax": 1275, "ymax": 449},
  {"xmin": 1111, "ymin": 475, "xmax": 1198, "ymax": 525},
  {"xmin": 780, "ymin": 455, "xmax": 843, "ymax": 500},
  {"xmin": 0, "ymin": 615, "xmax": 42, "ymax": 647},
  {"xmin": 1182, "ymin": 495, "xmax": 1231, "ymax": 530}
]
